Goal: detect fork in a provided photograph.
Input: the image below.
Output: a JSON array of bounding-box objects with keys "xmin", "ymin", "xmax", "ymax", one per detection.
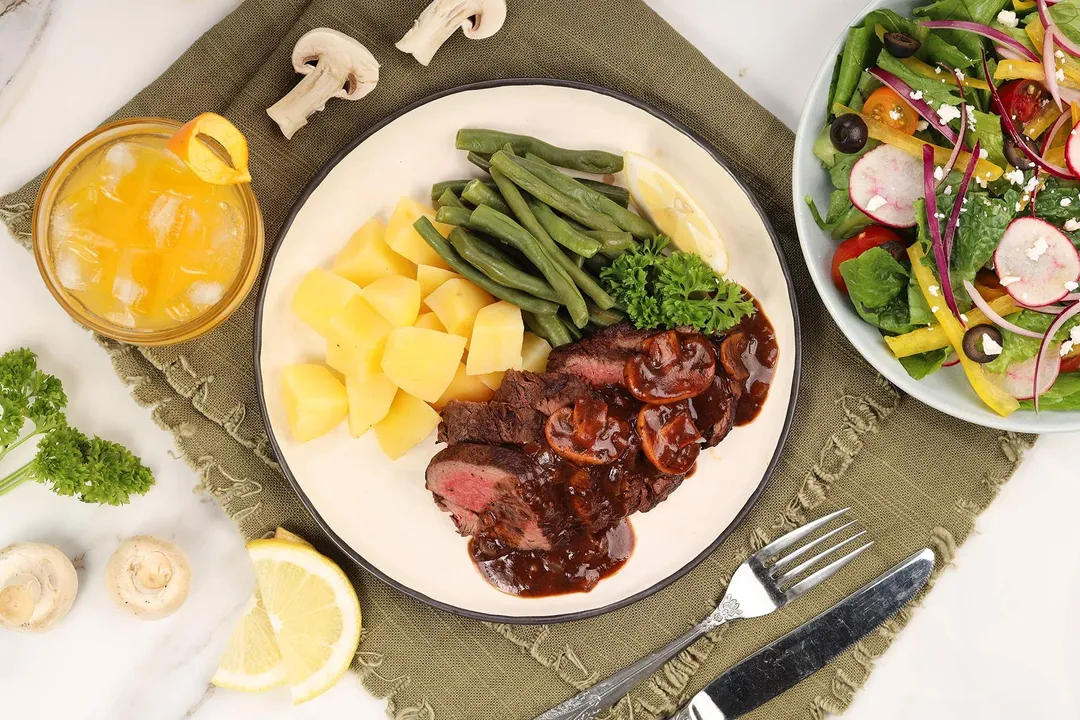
[{"xmin": 532, "ymin": 508, "xmax": 872, "ymax": 720}]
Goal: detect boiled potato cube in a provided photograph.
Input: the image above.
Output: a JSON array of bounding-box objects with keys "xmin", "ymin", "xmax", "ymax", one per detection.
[
  {"xmin": 363, "ymin": 275, "xmax": 421, "ymax": 328},
  {"xmin": 291, "ymin": 269, "xmax": 362, "ymax": 337},
  {"xmin": 417, "ymin": 265, "xmax": 461, "ymax": 306},
  {"xmin": 346, "ymin": 373, "xmax": 398, "ymax": 438},
  {"xmin": 434, "ymin": 363, "xmax": 494, "ymax": 410},
  {"xmin": 477, "ymin": 371, "xmax": 505, "ymax": 391},
  {"xmin": 413, "ymin": 311, "xmax": 445, "ymax": 331},
  {"xmin": 467, "ymin": 301, "xmax": 524, "ymax": 376},
  {"xmin": 331, "ymin": 218, "xmax": 415, "ymax": 286},
  {"xmin": 521, "ymin": 332, "xmax": 552, "ymax": 373},
  {"xmin": 385, "ymin": 197, "xmax": 453, "ymax": 270},
  {"xmin": 375, "ymin": 392, "xmax": 441, "ymax": 460},
  {"xmin": 381, "ymin": 327, "xmax": 467, "ymax": 403},
  {"xmin": 326, "ymin": 341, "xmax": 383, "ymax": 382},
  {"xmin": 281, "ymin": 364, "xmax": 348, "ymax": 442},
  {"xmin": 325, "ymin": 296, "xmax": 392, "ymax": 381},
  {"xmin": 425, "ymin": 278, "xmax": 494, "ymax": 340}
]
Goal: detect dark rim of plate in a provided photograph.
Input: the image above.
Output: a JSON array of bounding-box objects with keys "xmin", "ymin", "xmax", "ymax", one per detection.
[{"xmin": 252, "ymin": 78, "xmax": 803, "ymax": 624}]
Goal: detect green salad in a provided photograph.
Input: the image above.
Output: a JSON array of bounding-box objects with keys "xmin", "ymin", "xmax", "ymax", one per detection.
[{"xmin": 809, "ymin": 0, "xmax": 1080, "ymax": 416}]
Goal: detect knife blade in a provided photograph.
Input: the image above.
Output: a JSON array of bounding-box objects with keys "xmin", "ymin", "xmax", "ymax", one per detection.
[{"xmin": 679, "ymin": 548, "xmax": 934, "ymax": 720}]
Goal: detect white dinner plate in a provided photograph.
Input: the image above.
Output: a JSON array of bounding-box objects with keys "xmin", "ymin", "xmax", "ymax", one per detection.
[{"xmin": 255, "ymin": 80, "xmax": 800, "ymax": 622}]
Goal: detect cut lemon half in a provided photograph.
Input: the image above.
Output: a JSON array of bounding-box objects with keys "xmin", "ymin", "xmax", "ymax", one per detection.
[
  {"xmin": 167, "ymin": 112, "xmax": 252, "ymax": 185},
  {"xmin": 248, "ymin": 538, "xmax": 362, "ymax": 704},
  {"xmin": 623, "ymin": 151, "xmax": 729, "ymax": 274},
  {"xmin": 211, "ymin": 528, "xmax": 314, "ymax": 693}
]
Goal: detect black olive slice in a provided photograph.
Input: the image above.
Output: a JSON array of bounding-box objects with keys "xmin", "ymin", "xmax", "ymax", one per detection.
[
  {"xmin": 963, "ymin": 324, "xmax": 1005, "ymax": 364},
  {"xmin": 830, "ymin": 113, "xmax": 869, "ymax": 154},
  {"xmin": 884, "ymin": 32, "xmax": 921, "ymax": 59}
]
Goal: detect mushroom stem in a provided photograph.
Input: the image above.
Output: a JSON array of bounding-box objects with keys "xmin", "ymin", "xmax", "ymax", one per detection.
[{"xmin": 267, "ymin": 61, "xmax": 352, "ymax": 140}]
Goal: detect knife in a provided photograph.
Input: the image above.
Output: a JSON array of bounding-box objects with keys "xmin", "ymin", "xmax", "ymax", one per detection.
[{"xmin": 676, "ymin": 548, "xmax": 934, "ymax": 720}]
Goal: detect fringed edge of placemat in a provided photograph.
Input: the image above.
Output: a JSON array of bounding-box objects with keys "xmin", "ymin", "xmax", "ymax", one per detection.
[{"xmin": 1, "ymin": 202, "xmax": 33, "ymax": 249}]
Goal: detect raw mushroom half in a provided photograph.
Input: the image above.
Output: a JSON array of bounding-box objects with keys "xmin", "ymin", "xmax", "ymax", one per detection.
[
  {"xmin": 267, "ymin": 28, "xmax": 380, "ymax": 140},
  {"xmin": 396, "ymin": 0, "xmax": 507, "ymax": 66},
  {"xmin": 0, "ymin": 543, "xmax": 79, "ymax": 633},
  {"xmin": 105, "ymin": 536, "xmax": 191, "ymax": 620}
]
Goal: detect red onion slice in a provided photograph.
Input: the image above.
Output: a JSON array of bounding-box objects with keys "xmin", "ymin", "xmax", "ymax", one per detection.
[
  {"xmin": 1039, "ymin": 0, "xmax": 1080, "ymax": 59},
  {"xmin": 996, "ymin": 45, "xmax": 1029, "ymax": 62},
  {"xmin": 869, "ymin": 67, "xmax": 960, "ymax": 145},
  {"xmin": 1034, "ymin": 300, "xmax": 1080, "ymax": 410},
  {"xmin": 1043, "ymin": 109, "xmax": 1072, "ymax": 153},
  {"xmin": 1043, "ymin": 27, "xmax": 1064, "ymax": 110},
  {"xmin": 944, "ymin": 140, "xmax": 980, "ymax": 262},
  {"xmin": 920, "ymin": 20, "xmax": 1040, "ymax": 62},
  {"xmin": 963, "ymin": 280, "xmax": 1045, "ymax": 337},
  {"xmin": 937, "ymin": 66, "xmax": 968, "ymax": 184},
  {"xmin": 923, "ymin": 144, "xmax": 963, "ymax": 319}
]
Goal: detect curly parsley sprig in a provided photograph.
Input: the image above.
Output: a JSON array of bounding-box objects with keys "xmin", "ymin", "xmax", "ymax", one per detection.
[
  {"xmin": 0, "ymin": 348, "xmax": 154, "ymax": 505},
  {"xmin": 600, "ymin": 236, "xmax": 754, "ymax": 334}
]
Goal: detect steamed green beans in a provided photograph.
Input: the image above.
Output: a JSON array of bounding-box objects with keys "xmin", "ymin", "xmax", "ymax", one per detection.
[
  {"xmin": 430, "ymin": 179, "xmax": 495, "ymax": 203},
  {"xmin": 582, "ymin": 181, "xmax": 630, "ymax": 208},
  {"xmin": 587, "ymin": 304, "xmax": 624, "ymax": 327},
  {"xmin": 412, "ymin": 217, "xmax": 559, "ymax": 315},
  {"xmin": 529, "ymin": 201, "xmax": 601, "ymax": 257},
  {"xmin": 524, "ymin": 311, "xmax": 573, "ymax": 347},
  {"xmin": 446, "ymin": 229, "xmax": 562, "ymax": 303},
  {"xmin": 517, "ymin": 153, "xmax": 657, "ymax": 239},
  {"xmin": 469, "ymin": 204, "xmax": 588, "ymax": 328},
  {"xmin": 586, "ymin": 230, "xmax": 637, "ymax": 258},
  {"xmin": 467, "ymin": 152, "xmax": 492, "ymax": 171},
  {"xmin": 456, "ymin": 129, "xmax": 623, "ymax": 174},
  {"xmin": 437, "ymin": 189, "xmax": 467, "ymax": 209},
  {"xmin": 488, "ymin": 152, "xmax": 621, "ymax": 232},
  {"xmin": 435, "ymin": 205, "xmax": 472, "ymax": 226},
  {"xmin": 462, "ymin": 179, "xmax": 513, "ymax": 215}
]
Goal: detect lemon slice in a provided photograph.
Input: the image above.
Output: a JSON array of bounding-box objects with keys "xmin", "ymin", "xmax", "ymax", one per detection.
[
  {"xmin": 248, "ymin": 538, "xmax": 361, "ymax": 704},
  {"xmin": 623, "ymin": 151, "xmax": 729, "ymax": 274}
]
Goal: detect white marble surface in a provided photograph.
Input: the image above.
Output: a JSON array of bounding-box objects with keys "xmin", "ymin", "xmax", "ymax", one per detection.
[{"xmin": 0, "ymin": 1, "xmax": 1076, "ymax": 718}]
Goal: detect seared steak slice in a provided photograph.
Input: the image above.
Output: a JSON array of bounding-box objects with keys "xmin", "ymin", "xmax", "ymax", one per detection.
[
  {"xmin": 426, "ymin": 443, "xmax": 575, "ymax": 551},
  {"xmin": 492, "ymin": 370, "xmax": 589, "ymax": 416},
  {"xmin": 546, "ymin": 321, "xmax": 651, "ymax": 386},
  {"xmin": 437, "ymin": 401, "xmax": 547, "ymax": 447}
]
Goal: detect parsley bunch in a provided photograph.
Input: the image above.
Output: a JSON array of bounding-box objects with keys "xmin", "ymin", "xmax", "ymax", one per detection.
[
  {"xmin": 600, "ymin": 236, "xmax": 755, "ymax": 334},
  {"xmin": 0, "ymin": 348, "xmax": 154, "ymax": 505}
]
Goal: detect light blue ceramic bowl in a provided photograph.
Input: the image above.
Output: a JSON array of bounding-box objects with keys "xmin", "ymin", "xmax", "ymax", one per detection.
[{"xmin": 793, "ymin": 0, "xmax": 1080, "ymax": 432}]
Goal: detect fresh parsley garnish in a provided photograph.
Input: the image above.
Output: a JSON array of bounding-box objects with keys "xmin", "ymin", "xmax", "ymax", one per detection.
[
  {"xmin": 601, "ymin": 236, "xmax": 754, "ymax": 334},
  {"xmin": 0, "ymin": 348, "xmax": 154, "ymax": 505}
]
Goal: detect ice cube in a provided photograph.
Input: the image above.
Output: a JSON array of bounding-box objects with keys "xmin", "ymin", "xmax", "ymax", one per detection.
[
  {"xmin": 105, "ymin": 307, "xmax": 137, "ymax": 329},
  {"xmin": 113, "ymin": 275, "xmax": 146, "ymax": 306},
  {"xmin": 51, "ymin": 187, "xmax": 98, "ymax": 237},
  {"xmin": 147, "ymin": 193, "xmax": 183, "ymax": 248},
  {"xmin": 187, "ymin": 281, "xmax": 225, "ymax": 307},
  {"xmin": 111, "ymin": 250, "xmax": 151, "ymax": 307},
  {"xmin": 98, "ymin": 142, "xmax": 138, "ymax": 199},
  {"xmin": 53, "ymin": 241, "xmax": 102, "ymax": 291}
]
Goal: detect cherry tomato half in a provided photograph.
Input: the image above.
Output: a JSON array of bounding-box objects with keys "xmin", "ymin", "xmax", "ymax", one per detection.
[
  {"xmin": 831, "ymin": 225, "xmax": 905, "ymax": 293},
  {"xmin": 1062, "ymin": 351, "xmax": 1080, "ymax": 374},
  {"xmin": 863, "ymin": 87, "xmax": 919, "ymax": 135},
  {"xmin": 997, "ymin": 80, "xmax": 1048, "ymax": 126}
]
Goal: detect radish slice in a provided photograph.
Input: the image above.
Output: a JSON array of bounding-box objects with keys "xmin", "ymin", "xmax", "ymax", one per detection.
[
  {"xmin": 1039, "ymin": 0, "xmax": 1080, "ymax": 59},
  {"xmin": 1043, "ymin": 29, "xmax": 1064, "ymax": 110},
  {"xmin": 963, "ymin": 280, "xmax": 1045, "ymax": 338},
  {"xmin": 994, "ymin": 353, "xmax": 1062, "ymax": 399},
  {"xmin": 994, "ymin": 216, "xmax": 1080, "ymax": 306},
  {"xmin": 868, "ymin": 68, "xmax": 960, "ymax": 145},
  {"xmin": 1035, "ymin": 300, "xmax": 1080, "ymax": 410},
  {"xmin": 849, "ymin": 144, "xmax": 922, "ymax": 227},
  {"xmin": 1066, "ymin": 125, "xmax": 1080, "ymax": 178}
]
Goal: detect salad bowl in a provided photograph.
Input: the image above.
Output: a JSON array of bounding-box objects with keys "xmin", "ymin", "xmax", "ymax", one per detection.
[{"xmin": 794, "ymin": 0, "xmax": 1080, "ymax": 432}]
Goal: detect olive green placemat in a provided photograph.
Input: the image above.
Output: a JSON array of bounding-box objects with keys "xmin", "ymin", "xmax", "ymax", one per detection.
[{"xmin": 1, "ymin": 1, "xmax": 1035, "ymax": 717}]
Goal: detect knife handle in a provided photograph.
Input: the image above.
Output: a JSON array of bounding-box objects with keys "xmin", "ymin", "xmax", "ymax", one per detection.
[{"xmin": 534, "ymin": 602, "xmax": 741, "ymax": 720}]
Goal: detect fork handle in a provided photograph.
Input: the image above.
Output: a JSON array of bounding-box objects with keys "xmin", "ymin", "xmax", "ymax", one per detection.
[{"xmin": 533, "ymin": 598, "xmax": 743, "ymax": 720}]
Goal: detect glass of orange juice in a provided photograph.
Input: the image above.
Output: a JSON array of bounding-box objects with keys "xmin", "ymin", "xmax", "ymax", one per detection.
[{"xmin": 32, "ymin": 118, "xmax": 264, "ymax": 345}]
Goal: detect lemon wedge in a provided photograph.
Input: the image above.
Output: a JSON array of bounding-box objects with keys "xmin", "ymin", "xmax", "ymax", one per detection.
[
  {"xmin": 622, "ymin": 151, "xmax": 729, "ymax": 274},
  {"xmin": 248, "ymin": 538, "xmax": 361, "ymax": 704}
]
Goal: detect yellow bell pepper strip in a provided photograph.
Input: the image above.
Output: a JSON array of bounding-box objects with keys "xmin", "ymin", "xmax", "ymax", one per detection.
[
  {"xmin": 907, "ymin": 244, "xmax": 1020, "ymax": 416},
  {"xmin": 1023, "ymin": 101, "xmax": 1064, "ymax": 139},
  {"xmin": 1015, "ymin": 0, "xmax": 1035, "ymax": 9},
  {"xmin": 900, "ymin": 57, "xmax": 991, "ymax": 91},
  {"xmin": 884, "ymin": 294, "xmax": 1020, "ymax": 357},
  {"xmin": 833, "ymin": 104, "xmax": 1004, "ymax": 181},
  {"xmin": 995, "ymin": 59, "xmax": 1080, "ymax": 90},
  {"xmin": 1073, "ymin": 102, "xmax": 1080, "ymax": 129},
  {"xmin": 1047, "ymin": 144, "xmax": 1066, "ymax": 166}
]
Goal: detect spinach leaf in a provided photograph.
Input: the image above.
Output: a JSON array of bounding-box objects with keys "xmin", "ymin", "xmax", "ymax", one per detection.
[
  {"xmin": 832, "ymin": 26, "xmax": 879, "ymax": 111},
  {"xmin": 899, "ymin": 348, "xmax": 950, "ymax": 378},
  {"xmin": 840, "ymin": 247, "xmax": 910, "ymax": 308},
  {"xmin": 863, "ymin": 8, "xmax": 973, "ymax": 68},
  {"xmin": 876, "ymin": 51, "xmax": 962, "ymax": 108},
  {"xmin": 850, "ymin": 70, "xmax": 883, "ymax": 112},
  {"xmin": 1019, "ymin": 373, "xmax": 1080, "ymax": 410},
  {"xmin": 965, "ymin": 108, "xmax": 1008, "ymax": 170},
  {"xmin": 827, "ymin": 53, "xmax": 843, "ymax": 120},
  {"xmin": 1033, "ymin": 177, "xmax": 1080, "ymax": 226},
  {"xmin": 913, "ymin": 0, "xmax": 1011, "ymax": 60},
  {"xmin": 805, "ymin": 190, "xmax": 874, "ymax": 240},
  {"xmin": 908, "ymin": 279, "xmax": 936, "ymax": 326},
  {"xmin": 854, "ymin": 293, "xmax": 919, "ymax": 335},
  {"xmin": 1050, "ymin": 0, "xmax": 1080, "ymax": 47},
  {"xmin": 830, "ymin": 140, "xmax": 878, "ymax": 190},
  {"xmin": 948, "ymin": 190, "xmax": 1016, "ymax": 280},
  {"xmin": 813, "ymin": 125, "xmax": 839, "ymax": 168}
]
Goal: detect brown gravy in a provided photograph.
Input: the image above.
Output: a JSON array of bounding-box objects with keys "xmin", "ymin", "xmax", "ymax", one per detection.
[{"xmin": 733, "ymin": 300, "xmax": 778, "ymax": 425}]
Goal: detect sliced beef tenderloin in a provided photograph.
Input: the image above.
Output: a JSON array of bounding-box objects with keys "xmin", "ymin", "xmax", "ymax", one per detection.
[
  {"xmin": 437, "ymin": 401, "xmax": 547, "ymax": 447},
  {"xmin": 425, "ymin": 443, "xmax": 576, "ymax": 551},
  {"xmin": 491, "ymin": 370, "xmax": 590, "ymax": 415},
  {"xmin": 546, "ymin": 321, "xmax": 651, "ymax": 387}
]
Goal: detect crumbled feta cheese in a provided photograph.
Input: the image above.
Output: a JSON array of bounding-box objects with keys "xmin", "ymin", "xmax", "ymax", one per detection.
[
  {"xmin": 1060, "ymin": 327, "xmax": 1080, "ymax": 357},
  {"xmin": 961, "ymin": 314, "xmax": 969, "ymax": 324},
  {"xmin": 966, "ymin": 105, "xmax": 978, "ymax": 127},
  {"xmin": 1024, "ymin": 175, "xmax": 1041, "ymax": 194},
  {"xmin": 1066, "ymin": 280, "xmax": 1080, "ymax": 291},
  {"xmin": 1057, "ymin": 50, "xmax": 1066, "ymax": 59},
  {"xmin": 929, "ymin": 285, "xmax": 940, "ymax": 297},
  {"xmin": 1063, "ymin": 198, "xmax": 1074, "ymax": 207},
  {"xmin": 935, "ymin": 66, "xmax": 943, "ymax": 74},
  {"xmin": 1004, "ymin": 168, "xmax": 1026, "ymax": 186},
  {"xmin": 936, "ymin": 104, "xmax": 961, "ymax": 124},
  {"xmin": 945, "ymin": 186, "xmax": 954, "ymax": 195},
  {"xmin": 865, "ymin": 195, "xmax": 889, "ymax": 212},
  {"xmin": 981, "ymin": 333, "xmax": 1004, "ymax": 357},
  {"xmin": 889, "ymin": 108, "xmax": 902, "ymax": 121},
  {"xmin": 999, "ymin": 275, "xmax": 1022, "ymax": 286},
  {"xmin": 975, "ymin": 174, "xmax": 988, "ymax": 188},
  {"xmin": 934, "ymin": 165, "xmax": 945, "ymax": 181},
  {"xmin": 910, "ymin": 90, "xmax": 924, "ymax": 101},
  {"xmin": 979, "ymin": 148, "xmax": 989, "ymax": 159},
  {"xmin": 935, "ymin": 212, "xmax": 946, "ymax": 219},
  {"xmin": 931, "ymin": 305, "xmax": 940, "ymax": 313},
  {"xmin": 916, "ymin": 120, "xmax": 929, "ymax": 131},
  {"xmin": 1027, "ymin": 236, "xmax": 1050, "ymax": 261},
  {"xmin": 1058, "ymin": 68, "xmax": 1067, "ymax": 82},
  {"xmin": 1066, "ymin": 218, "xmax": 1080, "ymax": 232},
  {"xmin": 997, "ymin": 9, "xmax": 1018, "ymax": 27}
]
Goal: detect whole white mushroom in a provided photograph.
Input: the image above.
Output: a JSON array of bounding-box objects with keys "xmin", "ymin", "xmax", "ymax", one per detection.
[
  {"xmin": 105, "ymin": 536, "xmax": 191, "ymax": 620},
  {"xmin": 0, "ymin": 543, "xmax": 79, "ymax": 633}
]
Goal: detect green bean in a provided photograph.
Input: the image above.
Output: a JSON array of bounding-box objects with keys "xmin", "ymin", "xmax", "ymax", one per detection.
[
  {"xmin": 447, "ymin": 229, "xmax": 562, "ymax": 303},
  {"xmin": 470, "ymin": 204, "xmax": 589, "ymax": 327},
  {"xmin": 587, "ymin": 303, "xmax": 624, "ymax": 327},
  {"xmin": 488, "ymin": 152, "xmax": 620, "ymax": 233},
  {"xmin": 517, "ymin": 153, "xmax": 656, "ymax": 239},
  {"xmin": 456, "ymin": 128, "xmax": 623, "ymax": 174},
  {"xmin": 529, "ymin": 200, "xmax": 601, "ymax": 257},
  {"xmin": 567, "ymin": 250, "xmax": 585, "ymax": 268},
  {"xmin": 560, "ymin": 314, "xmax": 584, "ymax": 341},
  {"xmin": 467, "ymin": 151, "xmax": 492, "ymax": 171},
  {"xmin": 412, "ymin": 217, "xmax": 559, "ymax": 315},
  {"xmin": 585, "ymin": 230, "xmax": 637, "ymax": 258},
  {"xmin": 524, "ymin": 311, "xmax": 573, "ymax": 347},
  {"xmin": 433, "ymin": 207, "xmax": 535, "ymax": 269},
  {"xmin": 583, "ymin": 181, "xmax": 630, "ymax": 207},
  {"xmin": 435, "ymin": 205, "xmax": 472, "ymax": 227},
  {"xmin": 430, "ymin": 179, "xmax": 496, "ymax": 203},
  {"xmin": 437, "ymin": 189, "xmax": 467, "ymax": 209},
  {"xmin": 462, "ymin": 179, "xmax": 512, "ymax": 215},
  {"xmin": 584, "ymin": 253, "xmax": 613, "ymax": 275}
]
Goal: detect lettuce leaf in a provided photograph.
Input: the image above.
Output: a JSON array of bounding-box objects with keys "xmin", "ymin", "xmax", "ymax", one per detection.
[
  {"xmin": 900, "ymin": 348, "xmax": 950, "ymax": 378},
  {"xmin": 1019, "ymin": 373, "xmax": 1080, "ymax": 410},
  {"xmin": 840, "ymin": 247, "xmax": 918, "ymax": 335},
  {"xmin": 913, "ymin": 0, "xmax": 1012, "ymax": 60}
]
